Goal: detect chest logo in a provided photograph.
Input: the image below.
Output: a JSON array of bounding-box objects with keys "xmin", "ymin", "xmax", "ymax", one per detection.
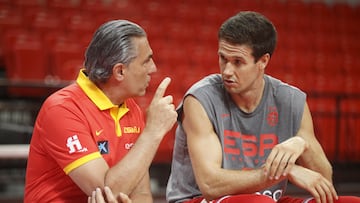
[
  {"xmin": 97, "ymin": 141, "xmax": 109, "ymax": 154},
  {"xmin": 123, "ymin": 126, "xmax": 140, "ymax": 134},
  {"xmin": 267, "ymin": 106, "xmax": 278, "ymax": 127},
  {"xmin": 95, "ymin": 129, "xmax": 104, "ymax": 136}
]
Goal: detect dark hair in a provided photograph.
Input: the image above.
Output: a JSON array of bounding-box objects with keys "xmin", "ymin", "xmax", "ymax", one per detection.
[
  {"xmin": 84, "ymin": 20, "xmax": 146, "ymax": 83},
  {"xmin": 218, "ymin": 11, "xmax": 277, "ymax": 62}
]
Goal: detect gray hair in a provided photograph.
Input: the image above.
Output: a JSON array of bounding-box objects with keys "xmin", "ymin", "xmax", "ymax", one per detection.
[{"xmin": 84, "ymin": 20, "xmax": 146, "ymax": 83}]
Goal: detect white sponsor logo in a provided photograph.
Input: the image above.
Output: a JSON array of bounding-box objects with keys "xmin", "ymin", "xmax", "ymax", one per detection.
[
  {"xmin": 125, "ymin": 143, "xmax": 134, "ymax": 150},
  {"xmin": 66, "ymin": 135, "xmax": 88, "ymax": 154},
  {"xmin": 256, "ymin": 189, "xmax": 283, "ymax": 201}
]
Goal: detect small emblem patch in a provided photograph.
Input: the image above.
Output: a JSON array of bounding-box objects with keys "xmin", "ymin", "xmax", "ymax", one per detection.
[{"xmin": 98, "ymin": 141, "xmax": 109, "ymax": 154}]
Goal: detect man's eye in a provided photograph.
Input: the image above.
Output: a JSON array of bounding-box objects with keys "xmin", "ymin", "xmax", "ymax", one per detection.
[
  {"xmin": 144, "ymin": 57, "xmax": 152, "ymax": 65},
  {"xmin": 220, "ymin": 55, "xmax": 226, "ymax": 62}
]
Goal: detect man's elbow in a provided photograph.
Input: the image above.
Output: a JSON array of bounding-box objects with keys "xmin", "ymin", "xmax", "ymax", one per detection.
[
  {"xmin": 104, "ymin": 172, "xmax": 128, "ymax": 194},
  {"xmin": 198, "ymin": 181, "xmax": 222, "ymax": 201},
  {"xmin": 200, "ymin": 188, "xmax": 219, "ymax": 201}
]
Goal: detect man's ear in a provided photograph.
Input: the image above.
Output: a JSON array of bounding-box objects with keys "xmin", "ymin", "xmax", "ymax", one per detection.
[
  {"xmin": 113, "ymin": 63, "xmax": 125, "ymax": 80},
  {"xmin": 258, "ymin": 53, "xmax": 270, "ymax": 70}
]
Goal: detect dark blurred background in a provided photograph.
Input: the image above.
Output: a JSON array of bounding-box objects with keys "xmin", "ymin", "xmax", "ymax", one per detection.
[{"xmin": 0, "ymin": 0, "xmax": 359, "ymax": 202}]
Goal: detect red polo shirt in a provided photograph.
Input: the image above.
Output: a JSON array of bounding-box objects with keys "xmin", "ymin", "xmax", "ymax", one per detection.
[{"xmin": 24, "ymin": 70, "xmax": 145, "ymax": 202}]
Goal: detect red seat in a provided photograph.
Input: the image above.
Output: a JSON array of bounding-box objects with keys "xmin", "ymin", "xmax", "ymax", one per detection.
[
  {"xmin": 307, "ymin": 97, "xmax": 337, "ymax": 160},
  {"xmin": 63, "ymin": 12, "xmax": 97, "ymax": 38},
  {"xmin": 339, "ymin": 99, "xmax": 360, "ymax": 161},
  {"xmin": 109, "ymin": 1, "xmax": 143, "ymax": 21},
  {"xmin": 313, "ymin": 32, "xmax": 338, "ymax": 53},
  {"xmin": 309, "ymin": 2, "xmax": 331, "ymax": 17},
  {"xmin": 174, "ymin": 2, "xmax": 202, "ymax": 24},
  {"xmin": 47, "ymin": 0, "xmax": 81, "ymax": 12},
  {"xmin": 0, "ymin": 0, "xmax": 12, "ymax": 7},
  {"xmin": 48, "ymin": 34, "xmax": 84, "ymax": 81},
  {"xmin": 333, "ymin": 3, "xmax": 356, "ymax": 20},
  {"xmin": 13, "ymin": 0, "xmax": 45, "ymax": 7},
  {"xmin": 343, "ymin": 74, "xmax": 360, "ymax": 95},
  {"xmin": 194, "ymin": 25, "xmax": 218, "ymax": 45},
  {"xmin": 81, "ymin": 0, "xmax": 112, "ymax": 14},
  {"xmin": 12, "ymin": 33, "xmax": 47, "ymax": 80},
  {"xmin": 7, "ymin": 31, "xmax": 49, "ymax": 97},
  {"xmin": 28, "ymin": 10, "xmax": 62, "ymax": 36},
  {"xmin": 237, "ymin": 1, "xmax": 262, "ymax": 11},
  {"xmin": 167, "ymin": 22, "xmax": 195, "ymax": 42},
  {"xmin": 285, "ymin": 0, "xmax": 311, "ymax": 16},
  {"xmin": 1, "ymin": 29, "xmax": 30, "ymax": 78},
  {"xmin": 0, "ymin": 7, "xmax": 23, "ymax": 64},
  {"xmin": 140, "ymin": 20, "xmax": 167, "ymax": 40},
  {"xmin": 142, "ymin": 1, "xmax": 172, "ymax": 22},
  {"xmin": 0, "ymin": 7, "xmax": 23, "ymax": 31},
  {"xmin": 285, "ymin": 0, "xmax": 312, "ymax": 31}
]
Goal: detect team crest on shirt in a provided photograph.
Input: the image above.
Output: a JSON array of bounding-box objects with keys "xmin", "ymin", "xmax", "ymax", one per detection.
[
  {"xmin": 97, "ymin": 141, "xmax": 109, "ymax": 154},
  {"xmin": 267, "ymin": 106, "xmax": 278, "ymax": 127},
  {"xmin": 66, "ymin": 135, "xmax": 88, "ymax": 154}
]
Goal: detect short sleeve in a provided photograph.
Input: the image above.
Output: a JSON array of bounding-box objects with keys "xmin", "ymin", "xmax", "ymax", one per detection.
[{"xmin": 36, "ymin": 103, "xmax": 102, "ymax": 174}]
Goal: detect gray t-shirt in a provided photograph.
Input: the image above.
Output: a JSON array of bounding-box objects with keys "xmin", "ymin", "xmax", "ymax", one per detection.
[{"xmin": 166, "ymin": 74, "xmax": 306, "ymax": 203}]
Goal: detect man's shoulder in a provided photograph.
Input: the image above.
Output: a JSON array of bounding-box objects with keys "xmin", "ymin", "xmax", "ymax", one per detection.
[
  {"xmin": 266, "ymin": 75, "xmax": 304, "ymax": 95},
  {"xmin": 188, "ymin": 73, "xmax": 223, "ymax": 93},
  {"xmin": 43, "ymin": 83, "xmax": 84, "ymax": 109}
]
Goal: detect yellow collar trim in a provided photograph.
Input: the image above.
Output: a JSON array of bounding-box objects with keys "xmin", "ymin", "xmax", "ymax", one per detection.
[
  {"xmin": 110, "ymin": 105, "xmax": 129, "ymax": 137},
  {"xmin": 76, "ymin": 69, "xmax": 128, "ymax": 111}
]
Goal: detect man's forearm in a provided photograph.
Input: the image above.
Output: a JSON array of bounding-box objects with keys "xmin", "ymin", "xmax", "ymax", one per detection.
[
  {"xmin": 297, "ymin": 144, "xmax": 333, "ymax": 182},
  {"xmin": 105, "ymin": 131, "xmax": 163, "ymax": 195},
  {"xmin": 198, "ymin": 167, "xmax": 286, "ymax": 201}
]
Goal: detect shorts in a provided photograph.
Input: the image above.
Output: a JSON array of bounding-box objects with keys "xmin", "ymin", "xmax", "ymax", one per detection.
[{"xmin": 183, "ymin": 194, "xmax": 360, "ymax": 203}]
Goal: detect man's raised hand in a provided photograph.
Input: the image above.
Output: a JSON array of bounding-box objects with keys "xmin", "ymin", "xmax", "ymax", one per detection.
[{"xmin": 145, "ymin": 77, "xmax": 177, "ymax": 137}]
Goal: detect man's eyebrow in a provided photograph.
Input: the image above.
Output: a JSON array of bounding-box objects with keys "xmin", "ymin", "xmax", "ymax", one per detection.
[
  {"xmin": 143, "ymin": 54, "xmax": 153, "ymax": 63},
  {"xmin": 218, "ymin": 52, "xmax": 245, "ymax": 60}
]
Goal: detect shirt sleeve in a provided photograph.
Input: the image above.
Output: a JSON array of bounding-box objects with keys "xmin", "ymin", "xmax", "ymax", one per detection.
[{"xmin": 37, "ymin": 102, "xmax": 102, "ymax": 174}]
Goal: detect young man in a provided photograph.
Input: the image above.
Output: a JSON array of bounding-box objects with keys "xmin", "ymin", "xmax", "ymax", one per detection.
[
  {"xmin": 166, "ymin": 11, "xmax": 360, "ymax": 203},
  {"xmin": 24, "ymin": 20, "xmax": 177, "ymax": 202}
]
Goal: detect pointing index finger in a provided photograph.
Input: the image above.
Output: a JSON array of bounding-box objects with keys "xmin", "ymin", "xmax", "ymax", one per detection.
[{"xmin": 153, "ymin": 77, "xmax": 171, "ymax": 100}]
